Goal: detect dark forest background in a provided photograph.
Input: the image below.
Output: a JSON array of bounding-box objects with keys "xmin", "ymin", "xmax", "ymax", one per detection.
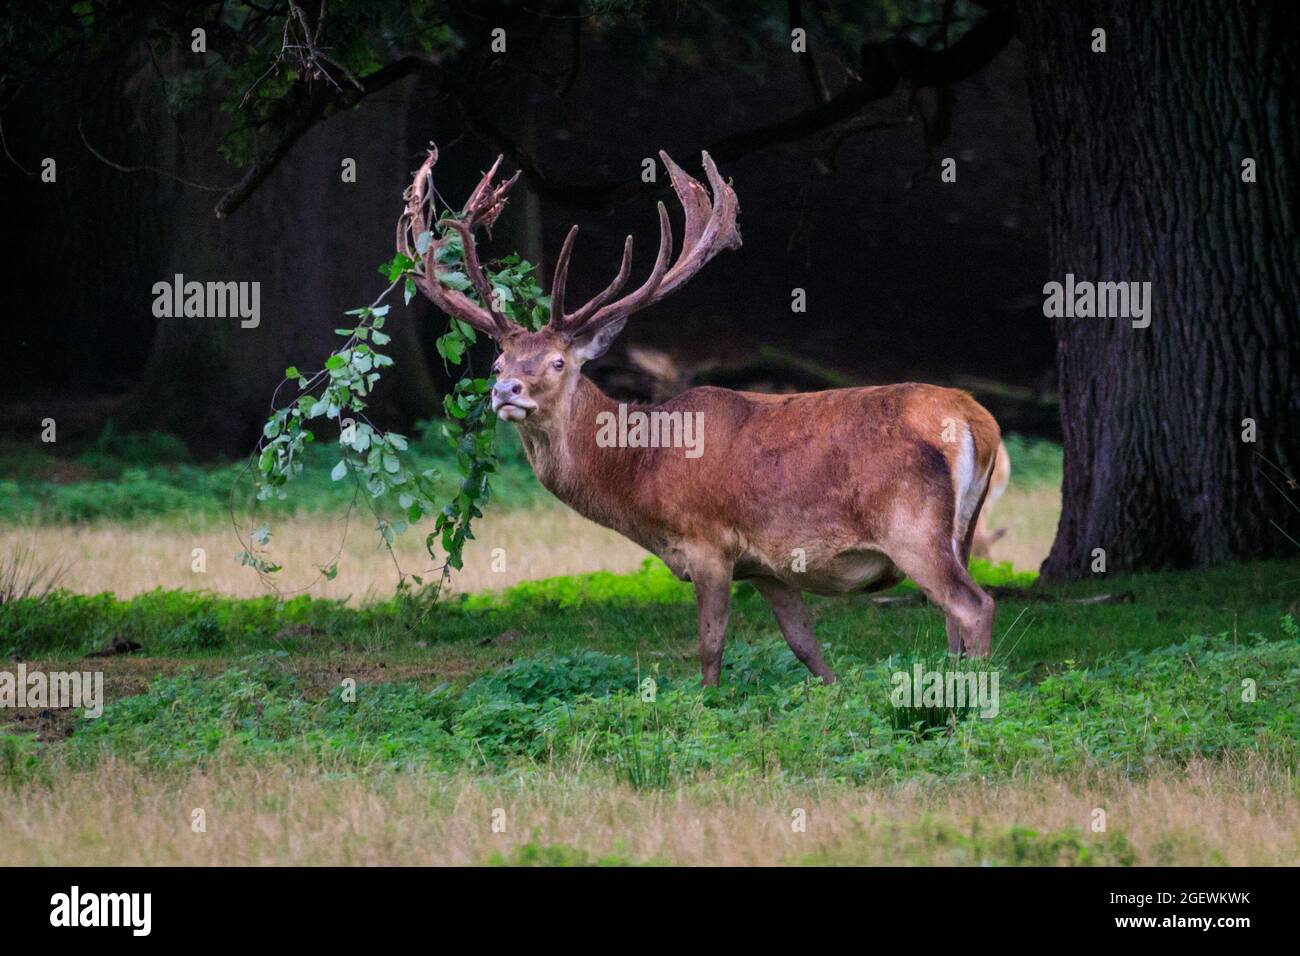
[
  {"xmin": 1, "ymin": 0, "xmax": 1296, "ymax": 579},
  {"xmin": 3, "ymin": 1, "xmax": 1052, "ymax": 443}
]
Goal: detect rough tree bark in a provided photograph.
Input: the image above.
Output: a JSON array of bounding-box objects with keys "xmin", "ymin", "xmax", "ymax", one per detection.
[{"xmin": 1017, "ymin": 0, "xmax": 1299, "ymax": 578}]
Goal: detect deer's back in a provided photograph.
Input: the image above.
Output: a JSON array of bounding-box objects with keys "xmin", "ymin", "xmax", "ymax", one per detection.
[{"xmin": 639, "ymin": 382, "xmax": 1000, "ymax": 562}]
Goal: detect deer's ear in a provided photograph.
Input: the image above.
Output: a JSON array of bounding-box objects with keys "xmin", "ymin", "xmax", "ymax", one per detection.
[{"xmin": 570, "ymin": 317, "xmax": 628, "ymax": 364}]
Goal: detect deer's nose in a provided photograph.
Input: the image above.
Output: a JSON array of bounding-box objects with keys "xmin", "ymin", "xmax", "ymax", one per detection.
[{"xmin": 492, "ymin": 378, "xmax": 524, "ymax": 400}]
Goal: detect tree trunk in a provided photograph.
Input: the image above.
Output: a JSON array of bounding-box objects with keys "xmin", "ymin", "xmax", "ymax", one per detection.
[
  {"xmin": 6, "ymin": 44, "xmax": 172, "ymax": 402},
  {"xmin": 1017, "ymin": 0, "xmax": 1299, "ymax": 578},
  {"xmin": 124, "ymin": 75, "xmax": 438, "ymax": 458}
]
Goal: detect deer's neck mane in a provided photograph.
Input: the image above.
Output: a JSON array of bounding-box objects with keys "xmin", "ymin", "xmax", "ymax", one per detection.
[{"xmin": 514, "ymin": 376, "xmax": 660, "ymax": 544}]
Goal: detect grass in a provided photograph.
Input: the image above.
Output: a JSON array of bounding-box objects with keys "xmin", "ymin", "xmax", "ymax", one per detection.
[
  {"xmin": 0, "ymin": 428, "xmax": 1060, "ymax": 604},
  {"xmin": 3, "ymin": 560, "xmax": 1297, "ymax": 789},
  {"xmin": 4, "ymin": 427, "xmax": 1298, "ymax": 865},
  {"xmin": 0, "ymin": 421, "xmax": 549, "ymax": 525},
  {"xmin": 0, "ymin": 507, "xmax": 652, "ymax": 601},
  {"xmin": 1000, "ymin": 432, "xmax": 1064, "ymax": 488},
  {"xmin": 2, "ymin": 756, "xmax": 1294, "ymax": 865},
  {"xmin": 0, "ymin": 545, "xmax": 70, "ymax": 603},
  {"xmin": 18, "ymin": 618, "xmax": 1290, "ymax": 780},
  {"xmin": 3, "ymin": 599, "xmax": 1297, "ymax": 865},
  {"xmin": 3, "ymin": 556, "xmax": 1292, "ymax": 669}
]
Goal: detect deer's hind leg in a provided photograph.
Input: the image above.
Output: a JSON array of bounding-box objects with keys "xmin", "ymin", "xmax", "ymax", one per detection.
[
  {"xmin": 887, "ymin": 541, "xmax": 994, "ymax": 657},
  {"xmin": 753, "ymin": 578, "xmax": 836, "ymax": 684}
]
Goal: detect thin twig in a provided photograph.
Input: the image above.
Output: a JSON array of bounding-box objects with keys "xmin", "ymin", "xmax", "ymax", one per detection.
[{"xmin": 77, "ymin": 119, "xmax": 229, "ymax": 192}]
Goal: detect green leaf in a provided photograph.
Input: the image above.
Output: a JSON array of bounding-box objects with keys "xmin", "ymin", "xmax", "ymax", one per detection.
[
  {"xmin": 438, "ymin": 271, "xmax": 472, "ymax": 292},
  {"xmin": 381, "ymin": 254, "xmax": 413, "ymax": 282},
  {"xmin": 257, "ymin": 234, "xmax": 518, "ymax": 587},
  {"xmin": 436, "ymin": 333, "xmax": 466, "ymax": 364}
]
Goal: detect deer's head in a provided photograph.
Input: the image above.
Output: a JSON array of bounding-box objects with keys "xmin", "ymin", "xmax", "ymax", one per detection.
[
  {"xmin": 399, "ymin": 146, "xmax": 741, "ymax": 427},
  {"xmin": 486, "ymin": 326, "xmax": 576, "ymax": 425}
]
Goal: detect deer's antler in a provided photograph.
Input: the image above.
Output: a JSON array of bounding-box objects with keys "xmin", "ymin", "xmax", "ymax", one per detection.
[
  {"xmin": 398, "ymin": 146, "xmax": 519, "ymax": 340},
  {"xmin": 399, "ymin": 147, "xmax": 740, "ymax": 342},
  {"xmin": 549, "ymin": 150, "xmax": 741, "ymax": 339}
]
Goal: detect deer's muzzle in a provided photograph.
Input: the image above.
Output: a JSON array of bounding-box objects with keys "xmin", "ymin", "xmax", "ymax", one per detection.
[{"xmin": 491, "ymin": 379, "xmax": 537, "ymax": 421}]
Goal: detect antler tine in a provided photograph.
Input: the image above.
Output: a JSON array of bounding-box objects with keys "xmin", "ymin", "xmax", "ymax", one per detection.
[
  {"xmin": 444, "ymin": 217, "xmax": 510, "ymax": 335},
  {"xmin": 583, "ymin": 201, "xmax": 673, "ymax": 330},
  {"xmin": 654, "ymin": 150, "xmax": 740, "ymax": 299},
  {"xmin": 397, "ymin": 148, "xmax": 517, "ymax": 340},
  {"xmin": 465, "ymin": 165, "xmax": 521, "ymax": 234},
  {"xmin": 660, "ymin": 150, "xmax": 712, "ymax": 260},
  {"xmin": 464, "ymin": 155, "xmax": 504, "ymax": 212},
  {"xmin": 554, "ymin": 151, "xmax": 740, "ymax": 341},
  {"xmin": 563, "ymin": 235, "xmax": 634, "ymax": 329},
  {"xmin": 398, "ymin": 148, "xmax": 437, "ymax": 260},
  {"xmin": 550, "ymin": 225, "xmax": 580, "ymax": 325}
]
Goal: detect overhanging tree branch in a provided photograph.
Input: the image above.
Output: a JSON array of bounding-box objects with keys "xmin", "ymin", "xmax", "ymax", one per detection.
[
  {"xmin": 214, "ymin": 54, "xmax": 421, "ymax": 218},
  {"xmin": 214, "ymin": 6, "xmax": 1018, "ymax": 218}
]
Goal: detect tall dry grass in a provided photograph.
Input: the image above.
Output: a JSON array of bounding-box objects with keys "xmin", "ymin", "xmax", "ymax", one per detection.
[
  {"xmin": 980, "ymin": 484, "xmax": 1060, "ymax": 573},
  {"xmin": 0, "ymin": 506, "xmax": 652, "ymax": 602},
  {"xmin": 0, "ymin": 484, "xmax": 1059, "ymax": 603},
  {"xmin": 2, "ymin": 755, "xmax": 1294, "ymax": 865}
]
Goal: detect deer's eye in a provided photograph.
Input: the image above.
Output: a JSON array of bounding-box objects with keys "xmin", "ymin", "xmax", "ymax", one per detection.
[
  {"xmin": 552, "ymin": 358, "xmax": 565, "ymax": 371},
  {"xmin": 491, "ymin": 361, "xmax": 503, "ymax": 376}
]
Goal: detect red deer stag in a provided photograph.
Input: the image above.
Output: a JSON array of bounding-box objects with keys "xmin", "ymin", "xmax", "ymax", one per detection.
[{"xmin": 399, "ymin": 146, "xmax": 1001, "ymax": 685}]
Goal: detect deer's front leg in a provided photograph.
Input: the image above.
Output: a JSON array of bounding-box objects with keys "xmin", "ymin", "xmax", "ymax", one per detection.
[
  {"xmin": 692, "ymin": 562, "xmax": 733, "ymax": 686},
  {"xmin": 753, "ymin": 578, "xmax": 836, "ymax": 684}
]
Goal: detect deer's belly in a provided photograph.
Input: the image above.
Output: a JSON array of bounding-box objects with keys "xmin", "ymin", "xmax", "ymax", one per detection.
[{"xmin": 737, "ymin": 547, "xmax": 901, "ymax": 596}]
